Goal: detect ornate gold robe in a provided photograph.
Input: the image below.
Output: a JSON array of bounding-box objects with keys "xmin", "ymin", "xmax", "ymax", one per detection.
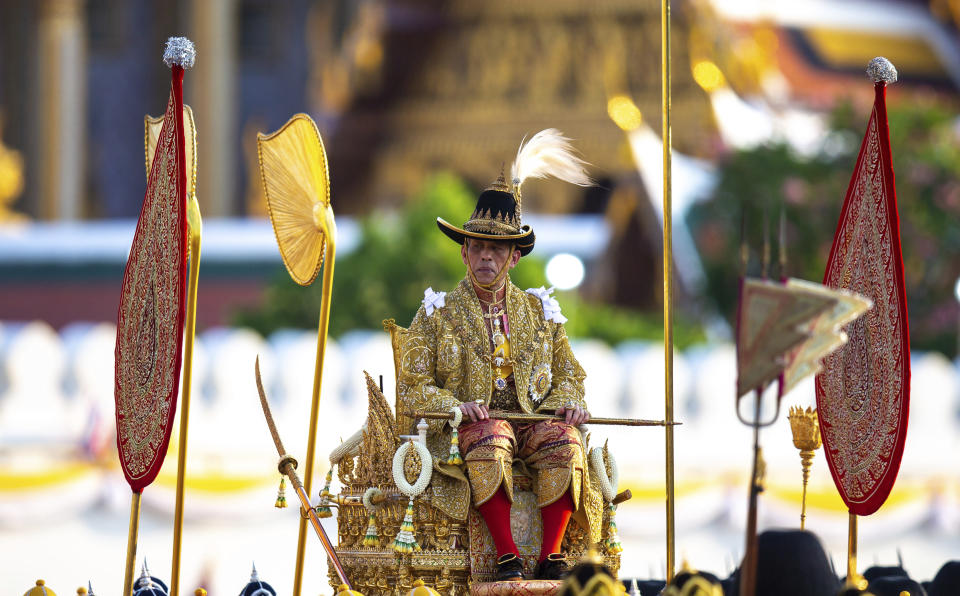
[{"xmin": 394, "ymin": 277, "xmax": 604, "ymax": 542}]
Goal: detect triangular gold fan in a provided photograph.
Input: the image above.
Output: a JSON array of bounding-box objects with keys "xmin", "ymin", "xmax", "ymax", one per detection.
[
  {"xmin": 145, "ymin": 105, "xmax": 197, "ymax": 197},
  {"xmin": 256, "ymin": 113, "xmax": 332, "ymax": 286},
  {"xmin": 780, "ymin": 279, "xmax": 872, "ymax": 396},
  {"xmin": 736, "ymin": 279, "xmax": 836, "ymax": 398}
]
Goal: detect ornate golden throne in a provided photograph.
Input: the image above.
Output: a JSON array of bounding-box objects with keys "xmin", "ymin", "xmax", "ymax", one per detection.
[{"xmin": 323, "ymin": 323, "xmax": 622, "ymax": 595}]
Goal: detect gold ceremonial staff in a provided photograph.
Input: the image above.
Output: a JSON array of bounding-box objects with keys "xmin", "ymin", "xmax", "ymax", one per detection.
[
  {"xmin": 257, "ymin": 114, "xmax": 337, "ymax": 595},
  {"xmin": 661, "ymin": 0, "xmax": 676, "ymax": 582},
  {"xmin": 170, "ymin": 195, "xmax": 201, "ymax": 596},
  {"xmin": 146, "ymin": 103, "xmax": 200, "ymax": 596},
  {"xmin": 406, "ymin": 410, "xmax": 681, "ymax": 428}
]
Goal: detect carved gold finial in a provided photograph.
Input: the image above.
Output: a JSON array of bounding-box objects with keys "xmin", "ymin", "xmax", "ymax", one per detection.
[
  {"xmin": 487, "ymin": 164, "xmax": 510, "ymax": 193},
  {"xmin": 788, "ymin": 406, "xmax": 822, "ymax": 529}
]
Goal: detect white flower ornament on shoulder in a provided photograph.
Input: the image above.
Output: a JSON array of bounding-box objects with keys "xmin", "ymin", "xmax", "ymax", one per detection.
[
  {"xmin": 422, "ymin": 287, "xmax": 447, "ymax": 316},
  {"xmin": 526, "ymin": 286, "xmax": 567, "ymax": 324}
]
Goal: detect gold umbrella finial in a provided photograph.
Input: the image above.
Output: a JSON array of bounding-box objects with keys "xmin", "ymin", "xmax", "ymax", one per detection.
[{"xmin": 788, "ymin": 405, "xmax": 822, "ymax": 529}]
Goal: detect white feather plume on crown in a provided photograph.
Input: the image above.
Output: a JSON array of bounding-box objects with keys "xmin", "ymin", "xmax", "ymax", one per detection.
[{"xmin": 510, "ymin": 129, "xmax": 593, "ymax": 196}]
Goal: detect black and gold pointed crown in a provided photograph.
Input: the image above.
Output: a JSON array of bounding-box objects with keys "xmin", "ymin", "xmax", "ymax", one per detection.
[{"xmin": 436, "ymin": 167, "xmax": 535, "ymax": 256}]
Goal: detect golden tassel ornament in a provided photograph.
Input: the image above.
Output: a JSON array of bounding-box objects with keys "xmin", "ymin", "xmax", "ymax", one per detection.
[
  {"xmin": 788, "ymin": 406, "xmax": 822, "ymax": 530},
  {"xmin": 606, "ymin": 504, "xmax": 623, "ymax": 554},
  {"xmin": 447, "ymin": 428, "xmax": 463, "ymax": 465},
  {"xmin": 316, "ymin": 468, "xmax": 334, "ymax": 518},
  {"xmin": 275, "ymin": 477, "xmax": 288, "ymax": 509},
  {"xmin": 362, "ymin": 512, "xmax": 380, "ymax": 548},
  {"xmin": 393, "ymin": 498, "xmax": 421, "ymax": 554}
]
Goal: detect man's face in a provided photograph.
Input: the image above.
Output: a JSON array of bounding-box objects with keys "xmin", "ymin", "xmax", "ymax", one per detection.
[{"xmin": 462, "ymin": 238, "xmax": 521, "ymax": 285}]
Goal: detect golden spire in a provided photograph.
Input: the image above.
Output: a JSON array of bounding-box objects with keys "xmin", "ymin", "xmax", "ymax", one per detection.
[{"xmin": 486, "ymin": 163, "xmax": 510, "ymax": 192}]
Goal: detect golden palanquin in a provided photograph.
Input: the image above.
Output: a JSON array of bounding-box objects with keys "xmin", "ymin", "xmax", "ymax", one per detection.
[{"xmin": 325, "ymin": 341, "xmax": 622, "ymax": 595}]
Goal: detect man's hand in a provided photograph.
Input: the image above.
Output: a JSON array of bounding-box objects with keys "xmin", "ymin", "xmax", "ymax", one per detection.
[
  {"xmin": 460, "ymin": 401, "xmax": 489, "ymax": 422},
  {"xmin": 556, "ymin": 404, "xmax": 590, "ymax": 426}
]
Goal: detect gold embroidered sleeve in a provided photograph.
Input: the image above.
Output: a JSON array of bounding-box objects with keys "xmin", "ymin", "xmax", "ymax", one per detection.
[
  {"xmin": 397, "ymin": 306, "xmax": 463, "ymax": 434},
  {"xmin": 537, "ymin": 323, "xmax": 587, "ymax": 413}
]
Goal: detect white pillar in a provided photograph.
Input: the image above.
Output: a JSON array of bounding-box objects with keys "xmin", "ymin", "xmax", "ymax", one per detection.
[
  {"xmin": 190, "ymin": 0, "xmax": 237, "ymax": 217},
  {"xmin": 36, "ymin": 0, "xmax": 86, "ymax": 220}
]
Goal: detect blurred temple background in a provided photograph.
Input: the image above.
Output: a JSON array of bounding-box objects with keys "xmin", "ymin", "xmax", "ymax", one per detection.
[{"xmin": 2, "ymin": 0, "xmax": 960, "ymax": 593}]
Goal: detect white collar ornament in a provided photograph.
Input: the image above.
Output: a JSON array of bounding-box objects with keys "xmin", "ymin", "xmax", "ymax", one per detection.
[
  {"xmin": 526, "ymin": 286, "xmax": 567, "ymax": 324},
  {"xmin": 422, "ymin": 287, "xmax": 447, "ymax": 316}
]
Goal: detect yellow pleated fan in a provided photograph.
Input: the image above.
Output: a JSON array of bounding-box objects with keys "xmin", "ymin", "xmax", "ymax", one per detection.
[
  {"xmin": 256, "ymin": 113, "xmax": 332, "ymax": 286},
  {"xmin": 145, "ymin": 104, "xmax": 198, "ymax": 197}
]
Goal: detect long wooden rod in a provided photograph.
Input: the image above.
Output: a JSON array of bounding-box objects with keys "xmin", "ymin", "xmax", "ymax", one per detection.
[
  {"xmin": 740, "ymin": 390, "xmax": 763, "ymax": 596},
  {"xmin": 406, "ymin": 410, "xmax": 681, "ymax": 427},
  {"xmin": 170, "ymin": 196, "xmax": 202, "ymax": 596},
  {"xmin": 293, "ymin": 222, "xmax": 337, "ymax": 596},
  {"xmin": 256, "ymin": 357, "xmax": 351, "ymax": 588},
  {"xmin": 662, "ymin": 0, "xmax": 676, "ymax": 583},
  {"xmin": 122, "ymin": 491, "xmax": 142, "ymax": 596}
]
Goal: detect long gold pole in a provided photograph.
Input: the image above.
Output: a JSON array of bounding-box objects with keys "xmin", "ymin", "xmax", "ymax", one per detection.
[
  {"xmin": 740, "ymin": 391, "xmax": 763, "ymax": 596},
  {"xmin": 661, "ymin": 0, "xmax": 676, "ymax": 583},
  {"xmin": 799, "ymin": 450, "xmax": 814, "ymax": 530},
  {"xmin": 122, "ymin": 491, "xmax": 142, "ymax": 596},
  {"xmin": 170, "ymin": 196, "xmax": 202, "ymax": 596},
  {"xmin": 847, "ymin": 512, "xmax": 858, "ymax": 584},
  {"xmin": 293, "ymin": 209, "xmax": 337, "ymax": 596}
]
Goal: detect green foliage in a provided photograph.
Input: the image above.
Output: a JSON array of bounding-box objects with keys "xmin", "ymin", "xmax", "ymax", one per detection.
[
  {"xmin": 235, "ymin": 172, "xmax": 701, "ymax": 347},
  {"xmin": 687, "ymin": 97, "xmax": 960, "ymax": 355}
]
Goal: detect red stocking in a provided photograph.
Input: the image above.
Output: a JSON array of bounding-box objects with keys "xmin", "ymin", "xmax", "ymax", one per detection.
[
  {"xmin": 476, "ymin": 487, "xmax": 519, "ymax": 557},
  {"xmin": 539, "ymin": 492, "xmax": 574, "ymax": 561}
]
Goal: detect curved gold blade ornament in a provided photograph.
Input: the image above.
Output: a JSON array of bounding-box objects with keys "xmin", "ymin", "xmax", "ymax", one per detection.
[
  {"xmin": 256, "ymin": 113, "xmax": 332, "ymax": 285},
  {"xmin": 256, "ymin": 113, "xmax": 337, "ymax": 595}
]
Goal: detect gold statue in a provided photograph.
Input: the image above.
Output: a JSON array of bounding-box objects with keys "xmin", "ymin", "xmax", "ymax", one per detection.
[
  {"xmin": 394, "ymin": 566, "xmax": 414, "ymax": 596},
  {"xmin": 788, "ymin": 406, "xmax": 822, "ymax": 530},
  {"xmin": 0, "ymin": 114, "xmax": 26, "ymax": 223},
  {"xmin": 435, "ymin": 568, "xmax": 455, "ymax": 596}
]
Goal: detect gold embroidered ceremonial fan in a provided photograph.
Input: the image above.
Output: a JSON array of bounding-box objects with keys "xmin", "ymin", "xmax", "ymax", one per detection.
[
  {"xmin": 256, "ymin": 113, "xmax": 333, "ymax": 286},
  {"xmin": 115, "ymin": 35, "xmax": 195, "ymax": 596},
  {"xmin": 816, "ymin": 57, "xmax": 910, "ymax": 517}
]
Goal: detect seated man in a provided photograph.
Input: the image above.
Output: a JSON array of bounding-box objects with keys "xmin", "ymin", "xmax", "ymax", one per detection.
[{"xmin": 396, "ymin": 131, "xmax": 602, "ymax": 582}]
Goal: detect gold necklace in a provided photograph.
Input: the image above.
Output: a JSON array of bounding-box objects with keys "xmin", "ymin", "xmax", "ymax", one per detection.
[
  {"xmin": 484, "ymin": 303, "xmax": 510, "ymax": 391},
  {"xmin": 475, "ymin": 283, "xmax": 506, "ymax": 306}
]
